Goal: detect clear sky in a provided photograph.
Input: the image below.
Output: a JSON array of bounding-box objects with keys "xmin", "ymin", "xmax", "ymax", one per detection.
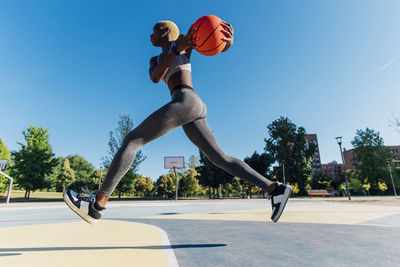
[{"xmin": 1, "ymin": 0, "xmax": 399, "ymax": 180}]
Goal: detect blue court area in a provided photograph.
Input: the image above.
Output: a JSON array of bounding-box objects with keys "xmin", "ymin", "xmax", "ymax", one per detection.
[{"xmin": 1, "ymin": 198, "xmax": 400, "ymax": 266}]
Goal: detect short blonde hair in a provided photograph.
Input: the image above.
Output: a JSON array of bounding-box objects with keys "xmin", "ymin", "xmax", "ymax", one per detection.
[{"xmin": 156, "ymin": 21, "xmax": 179, "ymax": 40}]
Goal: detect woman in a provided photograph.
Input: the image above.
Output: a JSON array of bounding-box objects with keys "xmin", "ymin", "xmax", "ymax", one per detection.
[{"xmin": 64, "ymin": 20, "xmax": 292, "ymax": 224}]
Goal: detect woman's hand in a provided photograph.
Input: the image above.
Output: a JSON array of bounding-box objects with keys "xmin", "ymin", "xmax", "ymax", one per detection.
[
  {"xmin": 221, "ymin": 21, "xmax": 234, "ymax": 52},
  {"xmin": 175, "ymin": 26, "xmax": 198, "ymax": 53}
]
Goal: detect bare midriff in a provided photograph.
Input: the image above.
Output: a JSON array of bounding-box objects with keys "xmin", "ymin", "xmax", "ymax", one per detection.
[{"xmin": 167, "ymin": 70, "xmax": 193, "ymax": 92}]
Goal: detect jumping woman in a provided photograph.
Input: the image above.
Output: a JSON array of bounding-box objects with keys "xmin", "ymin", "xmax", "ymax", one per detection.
[{"xmin": 64, "ymin": 20, "xmax": 292, "ymax": 224}]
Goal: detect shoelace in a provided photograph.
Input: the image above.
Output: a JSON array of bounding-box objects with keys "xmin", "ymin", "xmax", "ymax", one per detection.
[{"xmin": 77, "ymin": 187, "xmax": 95, "ymax": 202}]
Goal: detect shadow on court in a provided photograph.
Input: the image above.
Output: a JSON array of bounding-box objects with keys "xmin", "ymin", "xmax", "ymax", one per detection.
[{"xmin": 0, "ymin": 243, "xmax": 227, "ymax": 254}]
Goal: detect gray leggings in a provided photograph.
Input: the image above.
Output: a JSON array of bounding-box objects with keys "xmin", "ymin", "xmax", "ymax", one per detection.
[{"xmin": 99, "ymin": 86, "xmax": 271, "ymax": 196}]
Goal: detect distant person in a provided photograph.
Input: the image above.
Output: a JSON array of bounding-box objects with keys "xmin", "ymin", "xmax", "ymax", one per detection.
[{"xmin": 64, "ymin": 20, "xmax": 292, "ymax": 224}]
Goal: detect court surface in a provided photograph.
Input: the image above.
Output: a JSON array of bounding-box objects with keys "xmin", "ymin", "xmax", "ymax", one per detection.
[{"xmin": 1, "ymin": 197, "xmax": 400, "ymax": 266}]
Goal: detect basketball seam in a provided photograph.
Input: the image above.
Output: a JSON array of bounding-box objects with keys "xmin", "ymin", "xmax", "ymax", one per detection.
[
  {"xmin": 198, "ymin": 20, "xmax": 223, "ymax": 49},
  {"xmin": 197, "ymin": 40, "xmax": 226, "ymax": 53},
  {"xmin": 194, "ymin": 17, "xmax": 209, "ymax": 48}
]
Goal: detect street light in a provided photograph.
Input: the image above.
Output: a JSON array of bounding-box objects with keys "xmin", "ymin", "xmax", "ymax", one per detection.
[
  {"xmin": 98, "ymin": 167, "xmax": 102, "ymax": 191},
  {"xmin": 388, "ymin": 161, "xmax": 398, "ymax": 197},
  {"xmin": 335, "ymin": 136, "xmax": 351, "ymax": 200}
]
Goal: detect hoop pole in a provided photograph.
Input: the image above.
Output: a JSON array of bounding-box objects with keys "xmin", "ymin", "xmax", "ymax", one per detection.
[
  {"xmin": 173, "ymin": 167, "xmax": 178, "ymax": 201},
  {"xmin": 0, "ymin": 170, "xmax": 13, "ymax": 204}
]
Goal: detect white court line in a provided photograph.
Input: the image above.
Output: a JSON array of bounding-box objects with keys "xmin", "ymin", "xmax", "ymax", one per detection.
[
  {"xmin": 0, "ymin": 202, "xmax": 191, "ymax": 211},
  {"xmin": 150, "ymin": 224, "xmax": 180, "ymax": 267}
]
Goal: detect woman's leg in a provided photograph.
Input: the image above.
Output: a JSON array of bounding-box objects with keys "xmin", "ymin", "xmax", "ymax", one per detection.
[
  {"xmin": 182, "ymin": 118, "xmax": 276, "ymax": 192},
  {"xmin": 98, "ymin": 90, "xmax": 205, "ymax": 203}
]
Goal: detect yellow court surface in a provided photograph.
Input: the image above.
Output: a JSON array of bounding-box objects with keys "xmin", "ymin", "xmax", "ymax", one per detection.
[{"xmin": 0, "ymin": 220, "xmax": 178, "ymax": 267}]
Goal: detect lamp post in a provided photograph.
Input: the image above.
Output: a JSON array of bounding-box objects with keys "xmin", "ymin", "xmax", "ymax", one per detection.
[
  {"xmin": 335, "ymin": 137, "xmax": 351, "ymax": 200},
  {"xmin": 388, "ymin": 161, "xmax": 397, "ymax": 197},
  {"xmin": 282, "ymin": 161, "xmax": 286, "ymax": 184},
  {"xmin": 98, "ymin": 167, "xmax": 102, "ymax": 191}
]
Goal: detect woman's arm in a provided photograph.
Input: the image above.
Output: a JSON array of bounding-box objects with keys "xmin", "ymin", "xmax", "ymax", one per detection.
[
  {"xmin": 149, "ymin": 52, "xmax": 177, "ymax": 83},
  {"xmin": 221, "ymin": 21, "xmax": 234, "ymax": 52},
  {"xmin": 149, "ymin": 27, "xmax": 197, "ymax": 83}
]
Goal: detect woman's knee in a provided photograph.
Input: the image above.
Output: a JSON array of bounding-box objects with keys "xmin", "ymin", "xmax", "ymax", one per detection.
[{"xmin": 122, "ymin": 130, "xmax": 143, "ymax": 151}]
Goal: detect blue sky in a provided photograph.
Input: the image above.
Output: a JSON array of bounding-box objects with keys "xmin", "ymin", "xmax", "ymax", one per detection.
[{"xmin": 1, "ymin": 0, "xmax": 399, "ymax": 180}]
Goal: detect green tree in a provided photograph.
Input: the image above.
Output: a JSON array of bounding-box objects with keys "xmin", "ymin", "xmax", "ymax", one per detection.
[
  {"xmin": 346, "ymin": 170, "xmax": 363, "ymax": 194},
  {"xmin": 10, "ymin": 126, "xmax": 57, "ymax": 200},
  {"xmin": 378, "ymin": 181, "xmax": 388, "ymax": 192},
  {"xmin": 187, "ymin": 154, "xmax": 200, "ymax": 169},
  {"xmin": 264, "ymin": 117, "xmax": 316, "ymax": 193},
  {"xmin": 310, "ymin": 170, "xmax": 332, "ymax": 190},
  {"xmin": 88, "ymin": 169, "xmax": 105, "ymax": 192},
  {"xmin": 0, "ymin": 138, "xmax": 11, "ymax": 192},
  {"xmin": 362, "ymin": 182, "xmax": 371, "ymax": 196},
  {"xmin": 156, "ymin": 174, "xmax": 175, "ymax": 198},
  {"xmin": 46, "ymin": 157, "xmax": 64, "ymax": 192},
  {"xmin": 179, "ymin": 168, "xmax": 200, "ymax": 197},
  {"xmin": 351, "ymin": 128, "xmax": 393, "ymax": 193},
  {"xmin": 135, "ymin": 176, "xmax": 154, "ymax": 197},
  {"xmin": 244, "ymin": 151, "xmax": 273, "ymax": 197},
  {"xmin": 67, "ymin": 155, "xmax": 96, "ymax": 192},
  {"xmin": 196, "ymin": 150, "xmax": 233, "ymax": 198},
  {"xmin": 221, "ymin": 177, "xmax": 242, "ymax": 197},
  {"xmin": 56, "ymin": 158, "xmax": 75, "ymax": 192},
  {"xmin": 102, "ymin": 113, "xmax": 146, "ymax": 197}
]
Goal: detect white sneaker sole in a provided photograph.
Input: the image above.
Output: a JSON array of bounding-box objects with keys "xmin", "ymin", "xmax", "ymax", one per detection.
[
  {"xmin": 63, "ymin": 191, "xmax": 98, "ymax": 225},
  {"xmin": 272, "ymin": 185, "xmax": 292, "ymax": 223}
]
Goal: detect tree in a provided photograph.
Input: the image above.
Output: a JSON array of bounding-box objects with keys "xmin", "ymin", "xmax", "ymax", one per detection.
[
  {"xmin": 221, "ymin": 177, "xmax": 242, "ymax": 197},
  {"xmin": 264, "ymin": 117, "xmax": 316, "ymax": 193},
  {"xmin": 135, "ymin": 176, "xmax": 154, "ymax": 197},
  {"xmin": 351, "ymin": 128, "xmax": 393, "ymax": 193},
  {"xmin": 179, "ymin": 168, "xmax": 200, "ymax": 197},
  {"xmin": 244, "ymin": 151, "xmax": 273, "ymax": 197},
  {"xmin": 67, "ymin": 155, "xmax": 96, "ymax": 192},
  {"xmin": 345, "ymin": 170, "xmax": 363, "ymax": 194},
  {"xmin": 10, "ymin": 126, "xmax": 57, "ymax": 200},
  {"xmin": 156, "ymin": 174, "xmax": 175, "ymax": 198},
  {"xmin": 187, "ymin": 154, "xmax": 200, "ymax": 169},
  {"xmin": 88, "ymin": 169, "xmax": 105, "ymax": 192},
  {"xmin": 310, "ymin": 170, "xmax": 332, "ymax": 190},
  {"xmin": 196, "ymin": 150, "xmax": 233, "ymax": 198},
  {"xmin": 102, "ymin": 113, "xmax": 146, "ymax": 197},
  {"xmin": 0, "ymin": 138, "xmax": 11, "ymax": 193},
  {"xmin": 56, "ymin": 158, "xmax": 75, "ymax": 192}
]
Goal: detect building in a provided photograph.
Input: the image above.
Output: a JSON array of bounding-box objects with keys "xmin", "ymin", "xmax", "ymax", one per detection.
[
  {"xmin": 321, "ymin": 161, "xmax": 344, "ymax": 181},
  {"xmin": 343, "ymin": 145, "xmax": 400, "ymax": 170},
  {"xmin": 304, "ymin": 134, "xmax": 321, "ymax": 171}
]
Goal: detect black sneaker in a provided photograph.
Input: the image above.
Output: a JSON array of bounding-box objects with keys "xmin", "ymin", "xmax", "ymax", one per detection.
[
  {"xmin": 269, "ymin": 182, "xmax": 292, "ymax": 223},
  {"xmin": 63, "ymin": 188, "xmax": 104, "ymax": 225}
]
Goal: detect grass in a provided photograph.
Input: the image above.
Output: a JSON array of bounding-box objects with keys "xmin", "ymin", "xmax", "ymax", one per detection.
[{"xmin": 0, "ymin": 190, "xmax": 63, "ymax": 202}]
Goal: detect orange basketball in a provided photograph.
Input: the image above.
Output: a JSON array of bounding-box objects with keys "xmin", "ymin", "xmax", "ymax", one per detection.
[{"xmin": 191, "ymin": 15, "xmax": 227, "ymax": 56}]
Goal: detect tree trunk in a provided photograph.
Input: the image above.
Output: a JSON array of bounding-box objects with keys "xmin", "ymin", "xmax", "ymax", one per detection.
[
  {"xmin": 118, "ymin": 191, "xmax": 121, "ymax": 199},
  {"xmin": 24, "ymin": 190, "xmax": 28, "ymax": 201},
  {"xmin": 208, "ymin": 186, "xmax": 211, "ymax": 199}
]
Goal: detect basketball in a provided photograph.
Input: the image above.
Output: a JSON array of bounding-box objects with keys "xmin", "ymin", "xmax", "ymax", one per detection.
[{"xmin": 191, "ymin": 15, "xmax": 227, "ymax": 56}]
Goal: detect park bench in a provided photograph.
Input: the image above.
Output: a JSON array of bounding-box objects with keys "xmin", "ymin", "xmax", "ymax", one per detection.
[{"xmin": 307, "ymin": 190, "xmax": 331, "ymax": 197}]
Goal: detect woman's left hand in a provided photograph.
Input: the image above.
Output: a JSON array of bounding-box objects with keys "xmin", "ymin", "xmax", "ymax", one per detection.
[
  {"xmin": 221, "ymin": 21, "xmax": 234, "ymax": 51},
  {"xmin": 176, "ymin": 27, "xmax": 198, "ymax": 53}
]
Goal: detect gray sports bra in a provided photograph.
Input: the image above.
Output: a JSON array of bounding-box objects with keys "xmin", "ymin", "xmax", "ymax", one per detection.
[{"xmin": 157, "ymin": 52, "xmax": 191, "ymax": 84}]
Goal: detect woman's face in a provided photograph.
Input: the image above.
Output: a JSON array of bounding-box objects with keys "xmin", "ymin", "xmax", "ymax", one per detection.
[{"xmin": 150, "ymin": 25, "xmax": 164, "ymax": 47}]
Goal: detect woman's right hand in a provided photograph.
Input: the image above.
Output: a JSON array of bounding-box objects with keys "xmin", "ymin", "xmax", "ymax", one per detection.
[{"xmin": 175, "ymin": 26, "xmax": 198, "ymax": 53}]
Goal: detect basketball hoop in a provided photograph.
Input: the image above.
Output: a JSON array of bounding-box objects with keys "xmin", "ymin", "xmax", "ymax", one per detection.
[
  {"xmin": 164, "ymin": 157, "xmax": 185, "ymax": 200},
  {"xmin": 0, "ymin": 160, "xmax": 13, "ymax": 204}
]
